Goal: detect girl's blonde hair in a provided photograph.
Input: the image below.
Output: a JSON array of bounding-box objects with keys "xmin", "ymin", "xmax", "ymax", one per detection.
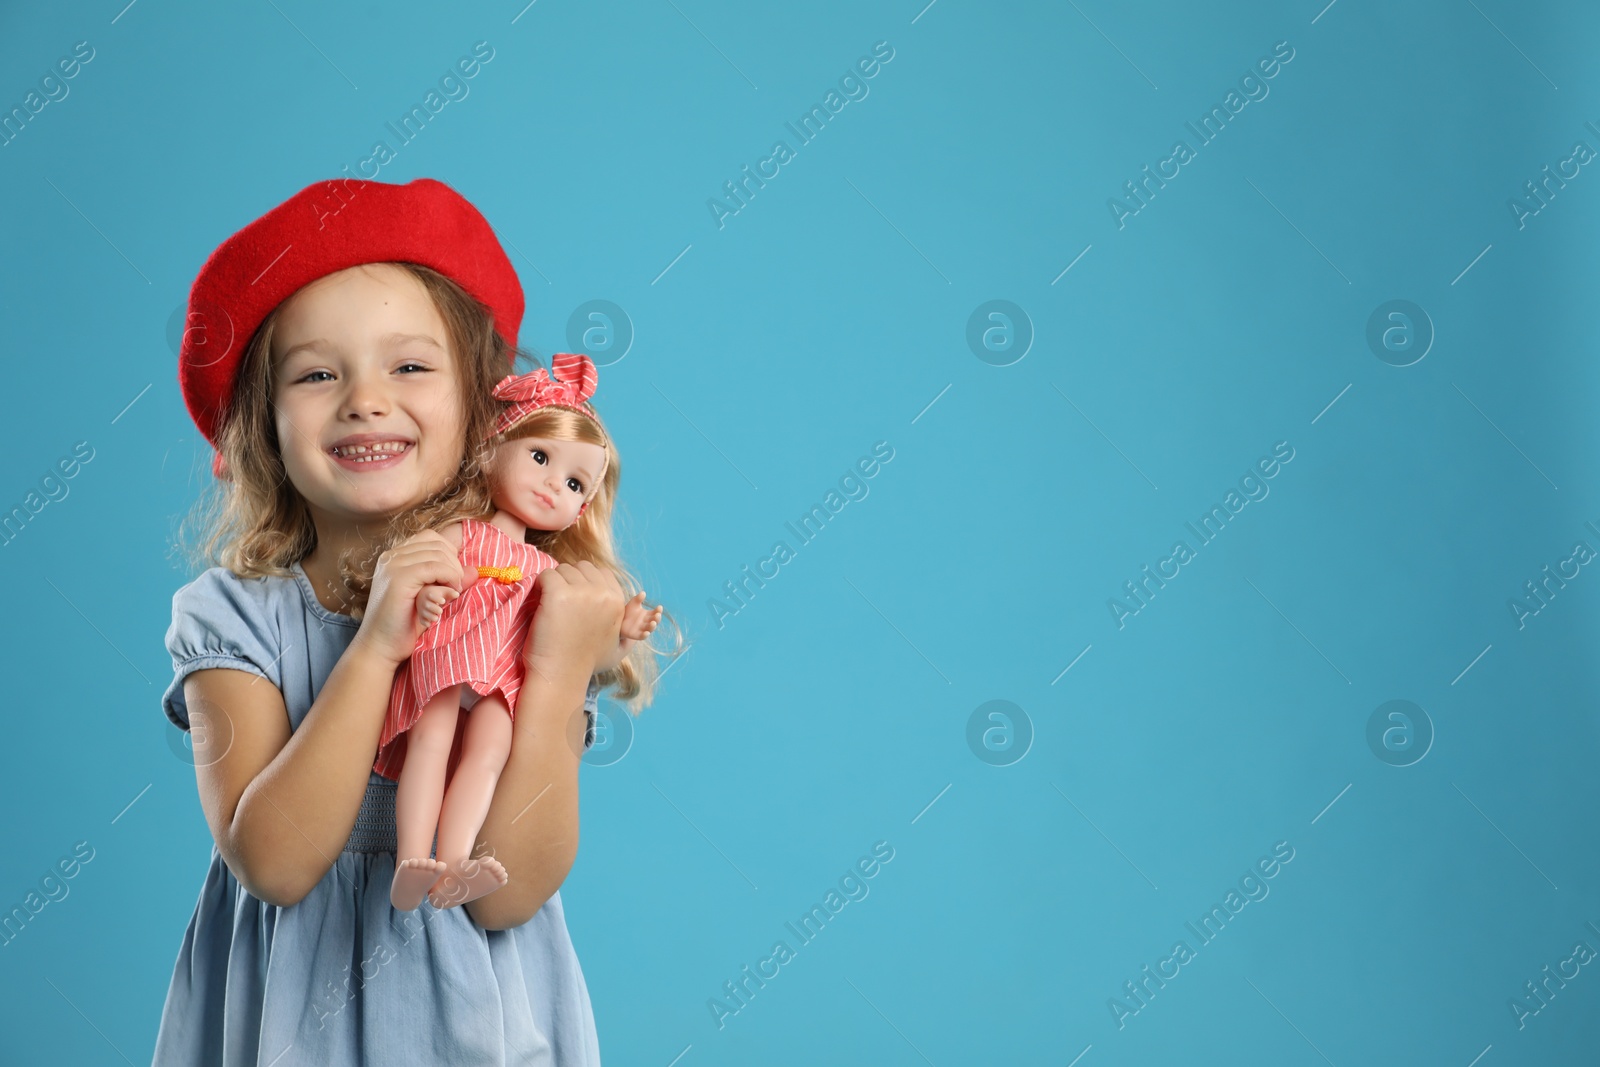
[
  {"xmin": 176, "ymin": 262, "xmax": 506, "ymax": 589},
  {"xmin": 175, "ymin": 260, "xmax": 682, "ymax": 713}
]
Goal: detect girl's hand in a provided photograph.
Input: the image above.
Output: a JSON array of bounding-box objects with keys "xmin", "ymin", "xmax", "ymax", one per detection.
[
  {"xmin": 523, "ymin": 561, "xmax": 625, "ymax": 682},
  {"xmin": 619, "ymin": 591, "xmax": 664, "ymax": 642},
  {"xmin": 352, "ymin": 531, "xmax": 466, "ymax": 667}
]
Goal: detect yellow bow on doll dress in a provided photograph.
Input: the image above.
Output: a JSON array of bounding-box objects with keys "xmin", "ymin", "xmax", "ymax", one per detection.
[{"xmin": 476, "ymin": 565, "xmax": 523, "ymax": 583}]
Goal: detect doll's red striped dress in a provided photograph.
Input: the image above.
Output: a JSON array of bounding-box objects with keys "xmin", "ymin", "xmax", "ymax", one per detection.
[{"xmin": 373, "ymin": 517, "xmax": 558, "ymax": 781}]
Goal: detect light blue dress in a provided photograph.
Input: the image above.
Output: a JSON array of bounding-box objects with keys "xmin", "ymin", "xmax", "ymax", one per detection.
[{"xmin": 151, "ymin": 561, "xmax": 603, "ymax": 1066}]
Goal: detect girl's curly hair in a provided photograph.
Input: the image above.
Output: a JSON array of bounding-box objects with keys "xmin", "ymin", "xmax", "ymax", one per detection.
[{"xmin": 174, "ymin": 259, "xmax": 684, "ymax": 712}]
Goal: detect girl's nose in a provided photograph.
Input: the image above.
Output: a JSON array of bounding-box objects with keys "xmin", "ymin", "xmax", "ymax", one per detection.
[{"xmin": 341, "ymin": 371, "xmax": 391, "ymax": 419}]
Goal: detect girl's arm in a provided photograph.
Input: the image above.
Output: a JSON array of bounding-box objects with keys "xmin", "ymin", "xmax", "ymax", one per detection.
[
  {"xmin": 187, "ymin": 532, "xmax": 465, "ymax": 907},
  {"xmin": 466, "ymin": 561, "xmax": 624, "ymax": 931}
]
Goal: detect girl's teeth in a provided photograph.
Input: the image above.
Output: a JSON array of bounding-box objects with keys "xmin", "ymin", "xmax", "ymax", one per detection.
[{"xmin": 335, "ymin": 443, "xmax": 409, "ymax": 461}]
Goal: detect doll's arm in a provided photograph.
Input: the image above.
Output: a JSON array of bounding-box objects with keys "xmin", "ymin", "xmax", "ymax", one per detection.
[
  {"xmin": 417, "ymin": 523, "xmax": 471, "ymax": 628},
  {"xmin": 417, "ymin": 585, "xmax": 455, "ymax": 628},
  {"xmin": 593, "ymin": 592, "xmax": 662, "ymax": 672}
]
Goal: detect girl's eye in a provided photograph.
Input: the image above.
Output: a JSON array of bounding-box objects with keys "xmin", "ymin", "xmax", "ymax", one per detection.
[
  {"xmin": 396, "ymin": 362, "xmax": 429, "ymax": 373},
  {"xmin": 531, "ymin": 449, "xmax": 547, "ymax": 464},
  {"xmin": 298, "ymin": 370, "xmax": 334, "ymax": 384},
  {"xmin": 566, "ymin": 477, "xmax": 583, "ymax": 494}
]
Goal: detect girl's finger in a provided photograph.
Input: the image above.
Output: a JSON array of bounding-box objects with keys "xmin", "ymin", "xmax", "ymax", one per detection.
[
  {"xmin": 397, "ymin": 528, "xmax": 451, "ymax": 551},
  {"xmin": 396, "ymin": 554, "xmax": 466, "ymax": 592},
  {"xmin": 415, "ymin": 541, "xmax": 465, "ymax": 574},
  {"xmin": 387, "ymin": 537, "xmax": 461, "ymax": 566},
  {"xmin": 379, "ymin": 556, "xmax": 450, "ymax": 591},
  {"xmin": 383, "ymin": 539, "xmax": 448, "ymax": 567}
]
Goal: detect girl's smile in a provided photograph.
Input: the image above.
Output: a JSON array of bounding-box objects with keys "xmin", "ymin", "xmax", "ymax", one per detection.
[{"xmin": 328, "ymin": 433, "xmax": 416, "ymax": 470}]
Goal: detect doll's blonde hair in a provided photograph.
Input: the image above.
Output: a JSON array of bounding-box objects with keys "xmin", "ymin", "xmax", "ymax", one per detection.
[
  {"xmin": 494, "ymin": 405, "xmax": 684, "ymax": 713},
  {"xmin": 341, "ymin": 387, "xmax": 683, "ymax": 713}
]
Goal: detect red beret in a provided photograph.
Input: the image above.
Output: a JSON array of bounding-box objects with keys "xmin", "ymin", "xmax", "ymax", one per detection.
[{"xmin": 179, "ymin": 176, "xmax": 523, "ymax": 475}]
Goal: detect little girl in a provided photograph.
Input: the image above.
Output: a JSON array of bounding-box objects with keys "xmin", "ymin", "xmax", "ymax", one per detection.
[
  {"xmin": 155, "ymin": 177, "xmax": 665, "ymax": 1065},
  {"xmin": 362, "ymin": 352, "xmax": 666, "ymax": 912}
]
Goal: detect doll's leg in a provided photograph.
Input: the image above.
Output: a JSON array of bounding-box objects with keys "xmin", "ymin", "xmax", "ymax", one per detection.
[
  {"xmin": 426, "ymin": 693, "xmax": 513, "ymax": 909},
  {"xmin": 389, "ymin": 686, "xmax": 460, "ymax": 911}
]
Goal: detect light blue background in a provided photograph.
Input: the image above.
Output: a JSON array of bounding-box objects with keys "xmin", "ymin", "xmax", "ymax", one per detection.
[{"xmin": 1, "ymin": 0, "xmax": 1598, "ymax": 1063}]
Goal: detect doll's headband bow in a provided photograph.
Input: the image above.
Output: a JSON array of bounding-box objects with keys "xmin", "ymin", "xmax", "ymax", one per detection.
[
  {"xmin": 491, "ymin": 352, "xmax": 609, "ymax": 516},
  {"xmin": 491, "ymin": 352, "xmax": 600, "ymax": 438}
]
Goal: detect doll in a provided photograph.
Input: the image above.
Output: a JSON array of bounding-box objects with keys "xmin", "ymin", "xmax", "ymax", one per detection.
[{"xmin": 376, "ymin": 351, "xmax": 665, "ymax": 912}]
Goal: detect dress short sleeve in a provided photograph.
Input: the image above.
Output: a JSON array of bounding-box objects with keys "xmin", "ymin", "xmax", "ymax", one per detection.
[{"xmin": 161, "ymin": 567, "xmax": 282, "ymax": 731}]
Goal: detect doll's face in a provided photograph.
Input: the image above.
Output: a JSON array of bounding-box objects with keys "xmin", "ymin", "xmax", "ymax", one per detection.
[
  {"xmin": 490, "ymin": 435, "xmax": 607, "ymax": 532},
  {"xmin": 269, "ymin": 263, "xmax": 466, "ymax": 526}
]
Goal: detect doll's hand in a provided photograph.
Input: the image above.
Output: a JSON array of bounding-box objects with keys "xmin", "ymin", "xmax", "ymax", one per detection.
[
  {"xmin": 592, "ymin": 593, "xmax": 660, "ymax": 673},
  {"xmin": 417, "ymin": 584, "xmax": 459, "ymax": 630},
  {"xmin": 619, "ymin": 591, "xmax": 663, "ymax": 642},
  {"xmin": 352, "ymin": 530, "xmax": 466, "ymax": 668}
]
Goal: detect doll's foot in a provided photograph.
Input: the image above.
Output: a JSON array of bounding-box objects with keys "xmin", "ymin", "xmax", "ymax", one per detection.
[
  {"xmin": 427, "ymin": 854, "xmax": 508, "ymax": 910},
  {"xmin": 392, "ymin": 858, "xmax": 449, "ymax": 911}
]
